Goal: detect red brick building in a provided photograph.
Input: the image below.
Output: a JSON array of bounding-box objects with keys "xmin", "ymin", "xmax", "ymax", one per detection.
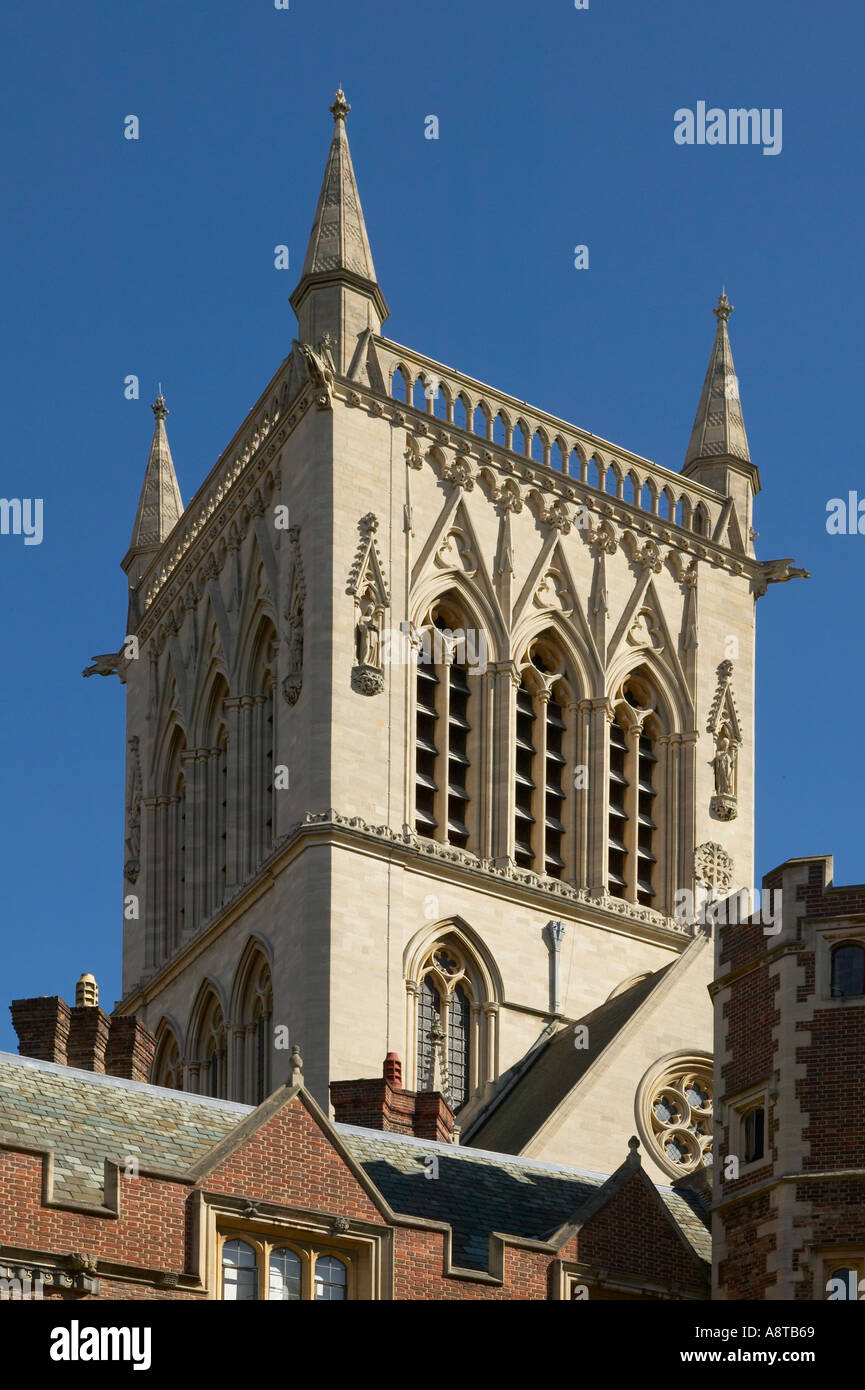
[
  {"xmin": 712, "ymin": 855, "xmax": 865, "ymax": 1300},
  {"xmin": 0, "ymin": 1024, "xmax": 709, "ymax": 1301}
]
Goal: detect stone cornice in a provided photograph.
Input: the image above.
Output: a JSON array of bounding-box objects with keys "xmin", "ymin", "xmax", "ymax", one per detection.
[
  {"xmin": 118, "ymin": 808, "xmax": 693, "ymax": 1015},
  {"xmin": 338, "ymin": 379, "xmax": 758, "ymax": 579}
]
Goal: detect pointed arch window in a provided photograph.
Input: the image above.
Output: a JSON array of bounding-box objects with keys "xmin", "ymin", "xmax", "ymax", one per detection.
[
  {"xmin": 203, "ymin": 674, "xmax": 229, "ymax": 921},
  {"xmin": 191, "ymin": 991, "xmax": 227, "ymax": 1099},
  {"xmin": 151, "ymin": 1026, "xmax": 183, "ymax": 1092},
  {"xmin": 514, "ymin": 637, "xmax": 576, "ymax": 879},
  {"xmin": 608, "ymin": 673, "xmax": 666, "ymax": 908},
  {"xmin": 413, "ymin": 599, "xmax": 480, "ymax": 851},
  {"xmin": 231, "ymin": 949, "xmax": 273, "ymax": 1103},
  {"xmin": 245, "ymin": 617, "xmax": 277, "ymax": 873},
  {"xmin": 407, "ymin": 927, "xmax": 500, "ymax": 1109},
  {"xmin": 415, "ymin": 945, "xmax": 474, "ymax": 1110},
  {"xmin": 158, "ymin": 725, "xmax": 188, "ymax": 962}
]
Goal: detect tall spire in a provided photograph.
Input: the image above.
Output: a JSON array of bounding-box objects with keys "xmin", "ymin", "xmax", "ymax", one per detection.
[
  {"xmin": 683, "ymin": 293, "xmax": 751, "ymax": 469},
  {"xmin": 290, "ymin": 89, "xmax": 388, "ymax": 371},
  {"xmin": 128, "ymin": 393, "xmax": 183, "ymax": 551}
]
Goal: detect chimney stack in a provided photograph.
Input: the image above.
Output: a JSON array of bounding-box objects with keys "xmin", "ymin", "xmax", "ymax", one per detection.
[
  {"xmin": 10, "ymin": 976, "xmax": 155, "ymax": 1082},
  {"xmin": 330, "ymin": 1056, "xmax": 455, "ymax": 1142},
  {"xmin": 8, "ymin": 997, "xmax": 71, "ymax": 1065}
]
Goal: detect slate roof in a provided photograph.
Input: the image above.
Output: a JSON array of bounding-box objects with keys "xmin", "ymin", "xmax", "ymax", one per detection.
[
  {"xmin": 466, "ymin": 967, "xmax": 671, "ymax": 1154},
  {"xmin": 0, "ymin": 1051, "xmax": 709, "ymax": 1271},
  {"xmin": 0, "ymin": 1051, "xmax": 246, "ymax": 1206},
  {"xmin": 338, "ymin": 1124, "xmax": 710, "ymax": 1270}
]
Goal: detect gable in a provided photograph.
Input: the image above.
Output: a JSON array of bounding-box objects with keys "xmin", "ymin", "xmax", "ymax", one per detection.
[
  {"xmin": 189, "ymin": 1089, "xmax": 388, "ymax": 1225},
  {"xmin": 575, "ymin": 1169, "xmax": 709, "ymax": 1285}
]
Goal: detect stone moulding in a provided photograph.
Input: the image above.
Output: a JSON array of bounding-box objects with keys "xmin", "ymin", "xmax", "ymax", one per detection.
[
  {"xmin": 288, "ymin": 809, "xmax": 691, "ymax": 936},
  {"xmin": 124, "ymin": 806, "xmax": 691, "ymax": 1006},
  {"xmin": 334, "ymin": 380, "xmax": 757, "ymax": 581}
]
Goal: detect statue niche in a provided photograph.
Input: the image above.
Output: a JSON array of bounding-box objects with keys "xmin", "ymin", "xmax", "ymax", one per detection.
[
  {"xmin": 352, "ymin": 583, "xmax": 385, "ymax": 695},
  {"xmin": 711, "ymin": 721, "xmax": 739, "ymax": 821},
  {"xmin": 348, "ymin": 513, "xmax": 390, "ymax": 696}
]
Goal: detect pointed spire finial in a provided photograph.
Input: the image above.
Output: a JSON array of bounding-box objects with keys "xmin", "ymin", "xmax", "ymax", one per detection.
[
  {"xmin": 330, "ymin": 87, "xmax": 350, "ymax": 123},
  {"xmin": 127, "ymin": 390, "xmax": 183, "ymax": 552},
  {"xmin": 290, "ymin": 85, "xmax": 388, "ymax": 355},
  {"xmin": 683, "ymin": 293, "xmax": 750, "ymax": 470}
]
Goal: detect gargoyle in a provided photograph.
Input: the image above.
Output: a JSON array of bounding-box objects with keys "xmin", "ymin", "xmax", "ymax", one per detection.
[{"xmin": 82, "ymin": 652, "xmax": 121, "ymax": 678}]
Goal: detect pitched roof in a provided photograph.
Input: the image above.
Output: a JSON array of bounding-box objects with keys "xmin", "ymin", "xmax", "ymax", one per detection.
[
  {"xmin": 129, "ymin": 394, "xmax": 184, "ymax": 550},
  {"xmin": 338, "ymin": 1124, "xmax": 709, "ymax": 1268},
  {"xmin": 0, "ymin": 1051, "xmax": 244, "ymax": 1206},
  {"xmin": 0, "ymin": 1052, "xmax": 708, "ymax": 1269},
  {"xmin": 465, "ymin": 967, "xmax": 671, "ymax": 1154},
  {"xmin": 684, "ymin": 293, "xmax": 751, "ymax": 469}
]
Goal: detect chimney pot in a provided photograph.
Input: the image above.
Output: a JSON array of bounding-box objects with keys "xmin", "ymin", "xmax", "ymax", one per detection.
[{"xmin": 76, "ymin": 974, "xmax": 98, "ymax": 1008}]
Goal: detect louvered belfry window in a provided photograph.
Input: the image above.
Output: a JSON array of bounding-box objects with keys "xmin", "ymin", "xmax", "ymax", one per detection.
[
  {"xmin": 413, "ymin": 610, "xmax": 475, "ymax": 850},
  {"xmin": 608, "ymin": 719, "xmax": 628, "ymax": 897},
  {"xmin": 514, "ymin": 644, "xmax": 573, "ymax": 879},
  {"xmin": 635, "ymin": 732, "xmax": 658, "ymax": 906},
  {"xmin": 543, "ymin": 698, "xmax": 567, "ymax": 876},
  {"xmin": 414, "ymin": 656, "xmax": 439, "ymax": 835},
  {"xmin": 514, "ymin": 683, "xmax": 536, "ymax": 867},
  {"xmin": 608, "ymin": 675, "xmax": 662, "ymax": 908}
]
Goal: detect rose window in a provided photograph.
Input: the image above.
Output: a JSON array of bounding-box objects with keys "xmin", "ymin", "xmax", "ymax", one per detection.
[{"xmin": 637, "ymin": 1056, "xmax": 713, "ymax": 1178}]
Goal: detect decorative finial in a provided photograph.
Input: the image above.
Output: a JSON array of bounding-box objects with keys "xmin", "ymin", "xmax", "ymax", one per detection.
[
  {"xmin": 151, "ymin": 392, "xmax": 169, "ymax": 422},
  {"xmin": 330, "ymin": 88, "xmax": 350, "ymax": 123},
  {"xmin": 288, "ymin": 1043, "xmax": 304, "ymax": 1088},
  {"xmin": 627, "ymin": 1135, "xmax": 642, "ymax": 1167},
  {"xmin": 713, "ymin": 291, "xmax": 733, "ymax": 325}
]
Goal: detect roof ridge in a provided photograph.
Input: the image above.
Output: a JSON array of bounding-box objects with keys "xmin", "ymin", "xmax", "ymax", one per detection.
[{"xmin": 0, "ymin": 1050, "xmax": 253, "ymax": 1114}]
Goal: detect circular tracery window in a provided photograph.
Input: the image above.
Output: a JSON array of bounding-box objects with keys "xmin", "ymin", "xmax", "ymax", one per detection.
[{"xmin": 636, "ymin": 1054, "xmax": 713, "ymax": 1178}]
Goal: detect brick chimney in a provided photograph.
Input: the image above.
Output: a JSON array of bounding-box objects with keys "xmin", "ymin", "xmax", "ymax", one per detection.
[
  {"xmin": 104, "ymin": 1015, "xmax": 156, "ymax": 1082},
  {"xmin": 330, "ymin": 1056, "xmax": 455, "ymax": 1142},
  {"xmin": 67, "ymin": 975, "xmax": 111, "ymax": 1073},
  {"xmin": 9, "ymin": 996, "xmax": 71, "ymax": 1064},
  {"xmin": 10, "ymin": 976, "xmax": 155, "ymax": 1082}
]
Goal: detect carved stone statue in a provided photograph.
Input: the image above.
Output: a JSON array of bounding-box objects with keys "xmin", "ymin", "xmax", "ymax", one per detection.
[
  {"xmin": 357, "ymin": 594, "xmax": 380, "ymax": 668},
  {"xmin": 714, "ymin": 729, "xmax": 737, "ymax": 797}
]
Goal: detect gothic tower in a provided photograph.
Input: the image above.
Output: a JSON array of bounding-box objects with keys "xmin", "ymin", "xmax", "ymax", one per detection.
[{"xmin": 108, "ymin": 92, "xmax": 804, "ymax": 1189}]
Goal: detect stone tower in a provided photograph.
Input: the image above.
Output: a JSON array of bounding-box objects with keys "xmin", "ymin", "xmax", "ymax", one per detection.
[{"xmin": 105, "ymin": 91, "xmax": 805, "ymax": 1188}]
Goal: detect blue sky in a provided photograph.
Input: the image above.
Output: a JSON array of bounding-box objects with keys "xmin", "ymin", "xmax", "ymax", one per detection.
[{"xmin": 1, "ymin": 0, "xmax": 861, "ymax": 1050}]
